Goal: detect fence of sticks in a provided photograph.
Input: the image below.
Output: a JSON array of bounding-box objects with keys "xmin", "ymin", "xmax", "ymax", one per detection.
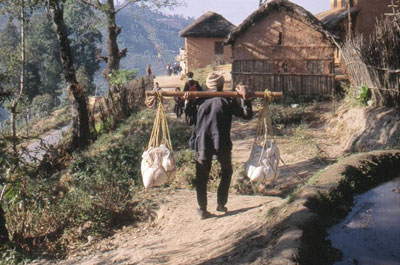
[
  {"xmin": 340, "ymin": 17, "xmax": 400, "ymax": 107},
  {"xmin": 88, "ymin": 76, "xmax": 151, "ymax": 133}
]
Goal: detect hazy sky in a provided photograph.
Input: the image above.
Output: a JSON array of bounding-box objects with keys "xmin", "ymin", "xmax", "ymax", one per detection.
[{"xmin": 164, "ymin": 0, "xmax": 330, "ymax": 25}]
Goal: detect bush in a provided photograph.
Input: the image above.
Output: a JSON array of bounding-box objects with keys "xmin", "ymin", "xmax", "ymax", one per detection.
[{"xmin": 31, "ymin": 94, "xmax": 56, "ymax": 116}]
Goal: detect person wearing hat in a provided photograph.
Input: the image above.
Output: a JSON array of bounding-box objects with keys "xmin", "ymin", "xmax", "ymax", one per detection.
[{"xmin": 184, "ymin": 72, "xmax": 253, "ymax": 219}]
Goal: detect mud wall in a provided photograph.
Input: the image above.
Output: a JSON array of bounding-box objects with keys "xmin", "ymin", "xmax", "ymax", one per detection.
[
  {"xmin": 231, "ymin": 11, "xmax": 335, "ymax": 94},
  {"xmin": 355, "ymin": 0, "xmax": 392, "ymax": 37},
  {"xmin": 185, "ymin": 37, "xmax": 232, "ymax": 72},
  {"xmin": 232, "ymin": 12, "xmax": 334, "ymax": 73}
]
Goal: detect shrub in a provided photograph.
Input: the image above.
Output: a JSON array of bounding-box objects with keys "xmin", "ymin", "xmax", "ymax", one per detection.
[{"xmin": 31, "ymin": 94, "xmax": 56, "ymax": 116}]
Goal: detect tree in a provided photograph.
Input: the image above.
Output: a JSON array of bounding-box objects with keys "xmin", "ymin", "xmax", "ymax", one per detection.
[
  {"xmin": 0, "ymin": 1, "xmax": 28, "ymax": 157},
  {"xmin": 48, "ymin": 0, "xmax": 90, "ymax": 149},
  {"xmin": 25, "ymin": 12, "xmax": 63, "ymax": 99},
  {"xmin": 0, "ymin": 75, "xmax": 10, "ymax": 247},
  {"xmin": 79, "ymin": 0, "xmax": 182, "ymax": 82},
  {"xmin": 64, "ymin": 0, "xmax": 102, "ymax": 95}
]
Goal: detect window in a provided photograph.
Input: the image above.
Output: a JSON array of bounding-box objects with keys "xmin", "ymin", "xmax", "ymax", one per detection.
[
  {"xmin": 349, "ymin": 0, "xmax": 354, "ymax": 7},
  {"xmin": 214, "ymin": 42, "xmax": 224, "ymax": 55},
  {"xmin": 329, "ymin": 62, "xmax": 335, "ymax": 74},
  {"xmin": 278, "ymin": 32, "xmax": 283, "ymax": 45},
  {"xmin": 283, "ymin": 63, "xmax": 288, "ymax": 73},
  {"xmin": 341, "ymin": 0, "xmax": 345, "ymax": 8},
  {"xmin": 334, "ymin": 0, "xmax": 337, "ymax": 8}
]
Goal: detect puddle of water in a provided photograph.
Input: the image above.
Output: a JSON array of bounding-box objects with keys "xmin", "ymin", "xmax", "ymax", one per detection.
[{"xmin": 328, "ymin": 178, "xmax": 400, "ymax": 265}]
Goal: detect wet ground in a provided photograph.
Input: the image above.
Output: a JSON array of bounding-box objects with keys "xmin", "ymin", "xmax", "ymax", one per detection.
[{"xmin": 328, "ymin": 178, "xmax": 400, "ymax": 265}]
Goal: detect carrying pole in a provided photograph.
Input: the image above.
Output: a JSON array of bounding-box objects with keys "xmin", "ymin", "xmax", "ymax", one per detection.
[{"xmin": 145, "ymin": 90, "xmax": 283, "ymax": 99}]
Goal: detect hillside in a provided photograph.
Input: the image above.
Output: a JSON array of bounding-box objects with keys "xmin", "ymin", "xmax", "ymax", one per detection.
[{"xmin": 116, "ymin": 5, "xmax": 193, "ymax": 76}]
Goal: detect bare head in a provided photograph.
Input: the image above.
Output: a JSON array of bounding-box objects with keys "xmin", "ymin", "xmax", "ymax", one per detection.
[
  {"xmin": 187, "ymin": 72, "xmax": 194, "ymax": 78},
  {"xmin": 155, "ymin": 82, "xmax": 159, "ymax": 87}
]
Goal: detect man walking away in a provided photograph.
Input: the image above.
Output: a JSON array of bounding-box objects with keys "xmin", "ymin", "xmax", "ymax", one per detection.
[
  {"xmin": 184, "ymin": 72, "xmax": 253, "ymax": 219},
  {"xmin": 183, "ymin": 72, "xmax": 203, "ymax": 126},
  {"xmin": 183, "ymin": 72, "xmax": 202, "ymax": 92}
]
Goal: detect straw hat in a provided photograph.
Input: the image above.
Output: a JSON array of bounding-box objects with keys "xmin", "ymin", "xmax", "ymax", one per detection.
[{"xmin": 206, "ymin": 72, "xmax": 225, "ymax": 91}]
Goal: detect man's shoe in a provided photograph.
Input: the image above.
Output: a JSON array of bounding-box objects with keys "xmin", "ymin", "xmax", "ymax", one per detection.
[
  {"xmin": 216, "ymin": 205, "xmax": 228, "ymax": 213},
  {"xmin": 197, "ymin": 208, "xmax": 212, "ymax": 220}
]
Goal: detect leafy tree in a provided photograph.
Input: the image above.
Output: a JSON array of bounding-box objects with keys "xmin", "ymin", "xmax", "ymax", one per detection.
[
  {"xmin": 47, "ymin": 0, "xmax": 90, "ymax": 149},
  {"xmin": 25, "ymin": 12, "xmax": 63, "ymax": 99},
  {"xmin": 64, "ymin": 0, "xmax": 102, "ymax": 95},
  {"xmin": 0, "ymin": 75, "xmax": 10, "ymax": 247},
  {"xmin": 79, "ymin": 0, "xmax": 182, "ymax": 83},
  {"xmin": 0, "ymin": 20, "xmax": 20, "ymax": 101}
]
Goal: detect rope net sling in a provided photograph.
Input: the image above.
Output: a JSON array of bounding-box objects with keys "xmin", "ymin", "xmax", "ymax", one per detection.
[
  {"xmin": 141, "ymin": 92, "xmax": 176, "ymax": 188},
  {"xmin": 246, "ymin": 90, "xmax": 280, "ymax": 182}
]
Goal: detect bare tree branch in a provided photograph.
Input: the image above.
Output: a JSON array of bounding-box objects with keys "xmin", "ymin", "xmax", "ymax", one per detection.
[
  {"xmin": 79, "ymin": 0, "xmax": 97, "ymax": 8},
  {"xmin": 115, "ymin": 0, "xmax": 139, "ymax": 14}
]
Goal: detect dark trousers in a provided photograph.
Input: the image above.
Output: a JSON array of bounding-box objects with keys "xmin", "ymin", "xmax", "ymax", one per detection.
[{"xmin": 195, "ymin": 150, "xmax": 233, "ymax": 210}]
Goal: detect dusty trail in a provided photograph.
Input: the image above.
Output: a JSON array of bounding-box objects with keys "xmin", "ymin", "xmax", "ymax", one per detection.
[
  {"xmin": 51, "ymin": 191, "xmax": 283, "ymax": 265},
  {"xmin": 33, "ymin": 75, "xmax": 346, "ymax": 265}
]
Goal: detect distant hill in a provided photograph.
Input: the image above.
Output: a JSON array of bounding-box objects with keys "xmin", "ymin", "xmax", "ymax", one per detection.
[
  {"xmin": 0, "ymin": 4, "xmax": 194, "ymax": 94},
  {"xmin": 0, "ymin": 106, "xmax": 8, "ymax": 122},
  {"xmin": 115, "ymin": 5, "xmax": 193, "ymax": 76}
]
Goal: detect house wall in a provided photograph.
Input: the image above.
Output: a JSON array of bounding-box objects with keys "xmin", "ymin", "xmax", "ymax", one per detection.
[
  {"xmin": 232, "ymin": 12, "xmax": 335, "ymax": 95},
  {"xmin": 354, "ymin": 0, "xmax": 392, "ymax": 37},
  {"xmin": 185, "ymin": 37, "xmax": 232, "ymax": 72}
]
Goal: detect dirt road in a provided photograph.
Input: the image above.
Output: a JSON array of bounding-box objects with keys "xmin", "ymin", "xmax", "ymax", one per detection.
[
  {"xmin": 33, "ymin": 75, "xmax": 347, "ymax": 265},
  {"xmin": 21, "ymin": 124, "xmax": 70, "ymax": 163},
  {"xmin": 49, "ymin": 191, "xmax": 283, "ymax": 265}
]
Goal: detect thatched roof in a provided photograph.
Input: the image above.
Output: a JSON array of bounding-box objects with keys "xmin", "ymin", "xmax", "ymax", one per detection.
[
  {"xmin": 225, "ymin": 0, "xmax": 334, "ymax": 45},
  {"xmin": 179, "ymin": 11, "xmax": 235, "ymax": 38},
  {"xmin": 316, "ymin": 7, "xmax": 359, "ymax": 33}
]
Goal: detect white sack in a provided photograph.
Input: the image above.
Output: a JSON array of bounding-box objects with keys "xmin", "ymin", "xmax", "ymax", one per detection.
[
  {"xmin": 245, "ymin": 141, "xmax": 280, "ymax": 183},
  {"xmin": 141, "ymin": 144, "xmax": 176, "ymax": 188}
]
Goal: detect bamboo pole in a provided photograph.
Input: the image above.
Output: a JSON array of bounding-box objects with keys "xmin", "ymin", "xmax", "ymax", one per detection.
[{"xmin": 145, "ymin": 90, "xmax": 283, "ymax": 99}]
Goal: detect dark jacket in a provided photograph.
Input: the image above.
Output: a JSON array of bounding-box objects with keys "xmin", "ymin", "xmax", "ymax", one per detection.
[
  {"xmin": 191, "ymin": 97, "xmax": 252, "ymax": 155},
  {"xmin": 184, "ymin": 80, "xmax": 202, "ymax": 92}
]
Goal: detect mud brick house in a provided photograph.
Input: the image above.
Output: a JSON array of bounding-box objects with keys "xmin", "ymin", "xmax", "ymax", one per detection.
[
  {"xmin": 225, "ymin": 0, "xmax": 335, "ymax": 97},
  {"xmin": 317, "ymin": 0, "xmax": 393, "ymax": 39},
  {"xmin": 316, "ymin": 0, "xmax": 393, "ymax": 77},
  {"xmin": 179, "ymin": 11, "xmax": 235, "ymax": 73}
]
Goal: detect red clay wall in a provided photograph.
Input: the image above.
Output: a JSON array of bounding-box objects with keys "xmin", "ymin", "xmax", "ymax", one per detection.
[
  {"xmin": 185, "ymin": 37, "xmax": 232, "ymax": 72},
  {"xmin": 354, "ymin": 0, "xmax": 392, "ymax": 37},
  {"xmin": 232, "ymin": 12, "xmax": 334, "ymax": 75}
]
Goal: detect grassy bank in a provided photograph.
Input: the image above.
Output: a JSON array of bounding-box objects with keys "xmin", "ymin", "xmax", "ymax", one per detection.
[{"xmin": 1, "ymin": 106, "xmax": 192, "ymax": 263}]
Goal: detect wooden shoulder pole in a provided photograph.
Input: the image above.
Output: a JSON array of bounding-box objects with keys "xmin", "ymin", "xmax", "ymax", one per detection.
[{"xmin": 146, "ymin": 90, "xmax": 283, "ymax": 99}]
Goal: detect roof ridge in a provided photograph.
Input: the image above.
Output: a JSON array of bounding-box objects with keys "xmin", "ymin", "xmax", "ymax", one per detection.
[{"xmin": 179, "ymin": 11, "xmax": 235, "ymax": 38}]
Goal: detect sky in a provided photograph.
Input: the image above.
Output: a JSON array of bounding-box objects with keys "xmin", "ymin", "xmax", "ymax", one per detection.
[{"xmin": 164, "ymin": 0, "xmax": 330, "ymax": 25}]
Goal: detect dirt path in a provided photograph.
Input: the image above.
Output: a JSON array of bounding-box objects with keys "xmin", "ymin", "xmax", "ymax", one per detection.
[
  {"xmin": 47, "ymin": 191, "xmax": 283, "ymax": 265},
  {"xmin": 32, "ymin": 76, "xmax": 348, "ymax": 265},
  {"xmin": 21, "ymin": 124, "xmax": 70, "ymax": 163}
]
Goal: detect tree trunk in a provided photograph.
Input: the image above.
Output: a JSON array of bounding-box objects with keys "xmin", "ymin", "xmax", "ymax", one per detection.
[
  {"xmin": 50, "ymin": 1, "xmax": 90, "ymax": 149},
  {"xmin": 102, "ymin": 0, "xmax": 127, "ymax": 80},
  {"xmin": 10, "ymin": 107, "xmax": 17, "ymax": 156},
  {"xmin": 10, "ymin": 3, "xmax": 26, "ymax": 158},
  {"xmin": 0, "ymin": 185, "xmax": 9, "ymax": 246},
  {"xmin": 0, "ymin": 205, "xmax": 9, "ymax": 246},
  {"xmin": 24, "ymin": 113, "xmax": 29, "ymax": 137}
]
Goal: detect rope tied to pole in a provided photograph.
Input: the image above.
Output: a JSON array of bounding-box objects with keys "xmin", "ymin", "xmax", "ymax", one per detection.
[
  {"xmin": 264, "ymin": 89, "xmax": 273, "ymax": 104},
  {"xmin": 147, "ymin": 93, "xmax": 173, "ymax": 151},
  {"xmin": 145, "ymin": 90, "xmax": 163, "ymax": 108}
]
